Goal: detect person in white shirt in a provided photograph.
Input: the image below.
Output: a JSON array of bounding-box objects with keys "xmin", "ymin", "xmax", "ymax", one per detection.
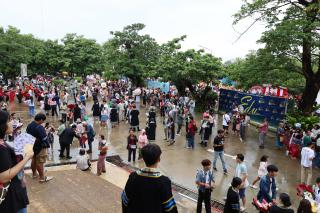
[
  {"xmin": 250, "ymin": 155, "xmax": 268, "ymax": 189},
  {"xmin": 301, "ymin": 142, "xmax": 315, "ymax": 185},
  {"xmin": 235, "ymin": 154, "xmax": 249, "ymax": 211},
  {"xmin": 76, "ymin": 149, "xmax": 91, "ymax": 171},
  {"xmin": 222, "ymin": 112, "xmax": 231, "ymax": 135}
]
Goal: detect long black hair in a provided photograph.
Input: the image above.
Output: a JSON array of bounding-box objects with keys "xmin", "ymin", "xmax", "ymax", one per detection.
[{"xmin": 0, "ymin": 111, "xmax": 9, "ymax": 139}]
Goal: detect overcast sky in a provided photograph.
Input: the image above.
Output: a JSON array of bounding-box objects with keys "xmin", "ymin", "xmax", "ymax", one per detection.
[{"xmin": 0, "ymin": 0, "xmax": 266, "ymax": 61}]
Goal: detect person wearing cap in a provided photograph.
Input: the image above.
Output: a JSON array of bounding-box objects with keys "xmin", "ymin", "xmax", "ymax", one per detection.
[
  {"xmin": 258, "ymin": 118, "xmax": 269, "ymax": 149},
  {"xmin": 269, "ymin": 193, "xmax": 294, "ymax": 213},
  {"xmin": 59, "ymin": 124, "xmax": 80, "ymax": 159},
  {"xmin": 300, "ymin": 141, "xmax": 315, "ymax": 186}
]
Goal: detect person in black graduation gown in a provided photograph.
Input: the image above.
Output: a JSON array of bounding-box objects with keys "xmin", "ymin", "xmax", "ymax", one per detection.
[
  {"xmin": 130, "ymin": 105, "xmax": 140, "ymax": 131},
  {"xmin": 147, "ymin": 117, "xmax": 157, "ymax": 141},
  {"xmin": 92, "ymin": 101, "xmax": 101, "ymax": 120},
  {"xmin": 73, "ymin": 104, "xmax": 81, "ymax": 122},
  {"xmin": 147, "ymin": 107, "xmax": 157, "ymax": 141}
]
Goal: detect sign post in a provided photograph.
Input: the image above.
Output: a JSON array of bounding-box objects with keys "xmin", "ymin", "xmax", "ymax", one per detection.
[{"xmin": 20, "ymin": 64, "xmax": 27, "ymax": 77}]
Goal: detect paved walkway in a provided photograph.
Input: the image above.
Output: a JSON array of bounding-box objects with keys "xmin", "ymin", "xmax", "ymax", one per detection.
[
  {"xmin": 26, "ymin": 162, "xmax": 196, "ymax": 213},
  {"xmin": 26, "ymin": 167, "xmax": 122, "ymax": 213}
]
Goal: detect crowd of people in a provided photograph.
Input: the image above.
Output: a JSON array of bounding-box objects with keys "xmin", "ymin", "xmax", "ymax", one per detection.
[{"xmin": 0, "ymin": 74, "xmax": 320, "ymax": 213}]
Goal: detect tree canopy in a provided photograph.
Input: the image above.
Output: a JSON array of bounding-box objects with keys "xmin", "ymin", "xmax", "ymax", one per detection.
[{"xmin": 233, "ymin": 0, "xmax": 320, "ymax": 114}]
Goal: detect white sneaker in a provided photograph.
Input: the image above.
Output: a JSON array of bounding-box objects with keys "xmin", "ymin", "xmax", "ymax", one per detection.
[
  {"xmin": 240, "ymin": 206, "xmax": 246, "ymax": 211},
  {"xmin": 250, "ymin": 184, "xmax": 258, "ymax": 189}
]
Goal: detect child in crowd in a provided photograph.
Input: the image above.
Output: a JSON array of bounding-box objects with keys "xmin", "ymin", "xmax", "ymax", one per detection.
[
  {"xmin": 45, "ymin": 122, "xmax": 55, "ymax": 154},
  {"xmin": 79, "ymin": 132, "xmax": 87, "ymax": 149},
  {"xmin": 138, "ymin": 129, "xmax": 148, "ymax": 160},
  {"xmin": 250, "ymin": 155, "xmax": 268, "ymax": 189},
  {"xmin": 97, "ymin": 135, "xmax": 108, "ymax": 175},
  {"xmin": 76, "ymin": 148, "xmax": 91, "ymax": 171}
]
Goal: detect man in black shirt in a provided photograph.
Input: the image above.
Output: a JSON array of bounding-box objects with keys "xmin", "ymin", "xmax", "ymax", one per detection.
[
  {"xmin": 26, "ymin": 113, "xmax": 52, "ymax": 182},
  {"xmin": 121, "ymin": 144, "xmax": 178, "ymax": 213},
  {"xmin": 59, "ymin": 124, "xmax": 79, "ymax": 159},
  {"xmin": 212, "ymin": 129, "xmax": 228, "ymax": 174}
]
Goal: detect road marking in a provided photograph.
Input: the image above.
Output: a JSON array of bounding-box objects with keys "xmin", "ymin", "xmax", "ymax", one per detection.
[
  {"xmin": 178, "ymin": 192, "xmax": 197, "ymax": 202},
  {"xmin": 207, "ymin": 149, "xmax": 236, "ymax": 159}
]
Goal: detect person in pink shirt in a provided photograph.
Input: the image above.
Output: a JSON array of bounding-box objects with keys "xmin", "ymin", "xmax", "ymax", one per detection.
[
  {"xmin": 258, "ymin": 118, "xmax": 269, "ymax": 149},
  {"xmin": 138, "ymin": 129, "xmax": 148, "ymax": 160}
]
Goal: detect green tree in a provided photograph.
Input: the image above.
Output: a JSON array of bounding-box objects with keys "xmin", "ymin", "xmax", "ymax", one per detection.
[
  {"xmin": 156, "ymin": 36, "xmax": 224, "ymax": 94},
  {"xmin": 234, "ymin": 0, "xmax": 320, "ymax": 114},
  {"xmin": 62, "ymin": 33, "xmax": 104, "ymax": 76},
  {"xmin": 226, "ymin": 50, "xmax": 305, "ymax": 94},
  {"xmin": 0, "ymin": 26, "xmax": 36, "ymax": 77},
  {"xmin": 103, "ymin": 23, "xmax": 160, "ymax": 86}
]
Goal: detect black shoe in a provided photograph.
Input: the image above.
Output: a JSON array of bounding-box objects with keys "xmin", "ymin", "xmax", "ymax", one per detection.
[
  {"xmin": 213, "ymin": 167, "xmax": 218, "ymax": 171},
  {"xmin": 87, "ymin": 150, "xmax": 92, "ymax": 154},
  {"xmin": 224, "ymin": 170, "xmax": 228, "ymax": 175},
  {"xmin": 59, "ymin": 155, "xmax": 65, "ymax": 158},
  {"xmin": 66, "ymin": 156, "xmax": 72, "ymax": 160}
]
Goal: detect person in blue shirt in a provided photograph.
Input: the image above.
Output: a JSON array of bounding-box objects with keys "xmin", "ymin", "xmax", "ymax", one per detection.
[
  {"xmin": 80, "ymin": 92, "xmax": 86, "ymax": 106},
  {"xmin": 257, "ymin": 165, "xmax": 278, "ymax": 204},
  {"xmin": 83, "ymin": 122, "xmax": 95, "ymax": 153},
  {"xmin": 196, "ymin": 159, "xmax": 215, "ymax": 213}
]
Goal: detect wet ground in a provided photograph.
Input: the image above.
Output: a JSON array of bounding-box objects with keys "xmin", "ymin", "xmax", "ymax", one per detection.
[{"xmin": 9, "ymin": 100, "xmax": 320, "ymax": 212}]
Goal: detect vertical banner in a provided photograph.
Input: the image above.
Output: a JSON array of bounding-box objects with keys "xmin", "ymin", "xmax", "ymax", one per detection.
[
  {"xmin": 218, "ymin": 88, "xmax": 288, "ymax": 126},
  {"xmin": 21, "ymin": 63, "xmax": 27, "ymax": 77}
]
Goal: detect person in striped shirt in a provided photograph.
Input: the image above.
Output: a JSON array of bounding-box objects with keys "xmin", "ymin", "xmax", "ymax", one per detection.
[{"xmin": 121, "ymin": 144, "xmax": 178, "ymax": 213}]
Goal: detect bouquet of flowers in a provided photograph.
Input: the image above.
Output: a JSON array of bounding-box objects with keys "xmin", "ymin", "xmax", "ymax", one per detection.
[
  {"xmin": 252, "ymin": 197, "xmax": 272, "ymax": 213},
  {"xmin": 296, "ymin": 184, "xmax": 313, "ymax": 197},
  {"xmin": 67, "ymin": 103, "xmax": 75, "ymax": 110}
]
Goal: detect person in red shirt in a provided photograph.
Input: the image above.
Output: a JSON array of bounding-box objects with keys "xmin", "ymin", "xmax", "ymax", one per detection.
[
  {"xmin": 127, "ymin": 129, "xmax": 138, "ymax": 163},
  {"xmin": 187, "ymin": 116, "xmax": 197, "ymax": 149}
]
